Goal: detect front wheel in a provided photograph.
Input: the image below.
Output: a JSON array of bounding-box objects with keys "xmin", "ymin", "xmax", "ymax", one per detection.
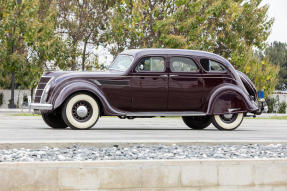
[
  {"xmin": 212, "ymin": 113, "xmax": 244, "ymax": 131},
  {"xmin": 182, "ymin": 116, "xmax": 212, "ymax": 130},
  {"xmin": 62, "ymin": 93, "xmax": 100, "ymax": 130}
]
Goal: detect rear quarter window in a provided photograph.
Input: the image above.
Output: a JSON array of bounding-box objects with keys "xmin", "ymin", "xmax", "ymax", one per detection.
[{"xmin": 200, "ymin": 59, "xmax": 226, "ymax": 72}]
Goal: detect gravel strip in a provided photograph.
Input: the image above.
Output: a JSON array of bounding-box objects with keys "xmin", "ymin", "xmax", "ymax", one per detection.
[{"xmin": 0, "ymin": 144, "xmax": 287, "ymax": 162}]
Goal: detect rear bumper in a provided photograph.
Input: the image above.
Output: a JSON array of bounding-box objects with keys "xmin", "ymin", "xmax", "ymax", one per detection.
[{"xmin": 255, "ymin": 98, "xmax": 268, "ymax": 115}]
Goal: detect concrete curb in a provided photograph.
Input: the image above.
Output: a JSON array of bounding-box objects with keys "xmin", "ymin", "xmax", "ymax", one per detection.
[
  {"xmin": 0, "ymin": 108, "xmax": 31, "ymax": 113},
  {"xmin": 0, "ymin": 140, "xmax": 287, "ymax": 149},
  {"xmin": 0, "ymin": 159, "xmax": 287, "ymax": 190}
]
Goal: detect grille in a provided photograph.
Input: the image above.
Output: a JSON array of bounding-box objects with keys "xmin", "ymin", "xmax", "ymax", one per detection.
[{"xmin": 34, "ymin": 76, "xmax": 51, "ymax": 103}]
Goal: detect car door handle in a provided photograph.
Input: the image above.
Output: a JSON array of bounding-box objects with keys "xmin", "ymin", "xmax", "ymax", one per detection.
[
  {"xmin": 160, "ymin": 74, "xmax": 168, "ymax": 77},
  {"xmin": 170, "ymin": 75, "xmax": 178, "ymax": 77}
]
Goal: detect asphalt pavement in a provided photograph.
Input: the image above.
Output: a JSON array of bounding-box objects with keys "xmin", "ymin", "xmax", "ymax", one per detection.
[{"xmin": 0, "ymin": 113, "xmax": 287, "ymax": 143}]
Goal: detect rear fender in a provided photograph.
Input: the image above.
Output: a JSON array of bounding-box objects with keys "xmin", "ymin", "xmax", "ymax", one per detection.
[{"xmin": 206, "ymin": 84, "xmax": 258, "ymax": 115}]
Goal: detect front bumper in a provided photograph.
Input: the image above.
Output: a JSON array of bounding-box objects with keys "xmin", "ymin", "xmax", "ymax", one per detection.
[{"xmin": 29, "ymin": 103, "xmax": 53, "ymax": 114}]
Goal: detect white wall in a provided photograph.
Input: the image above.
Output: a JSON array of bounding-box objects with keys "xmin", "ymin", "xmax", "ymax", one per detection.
[
  {"xmin": 0, "ymin": 90, "xmax": 31, "ymax": 109},
  {"xmin": 272, "ymin": 93, "xmax": 287, "ymax": 103},
  {"xmin": 270, "ymin": 91, "xmax": 287, "ymax": 113}
]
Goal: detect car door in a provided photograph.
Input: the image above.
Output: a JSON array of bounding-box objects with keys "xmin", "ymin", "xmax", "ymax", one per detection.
[
  {"xmin": 130, "ymin": 56, "xmax": 168, "ymax": 111},
  {"xmin": 168, "ymin": 56, "xmax": 203, "ymax": 111}
]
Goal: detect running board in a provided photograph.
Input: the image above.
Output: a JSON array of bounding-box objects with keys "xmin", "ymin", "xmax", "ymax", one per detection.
[{"xmin": 125, "ymin": 111, "xmax": 207, "ymax": 117}]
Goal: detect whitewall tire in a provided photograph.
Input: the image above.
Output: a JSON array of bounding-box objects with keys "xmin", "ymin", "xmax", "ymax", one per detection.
[
  {"xmin": 62, "ymin": 93, "xmax": 100, "ymax": 130},
  {"xmin": 212, "ymin": 113, "xmax": 244, "ymax": 131}
]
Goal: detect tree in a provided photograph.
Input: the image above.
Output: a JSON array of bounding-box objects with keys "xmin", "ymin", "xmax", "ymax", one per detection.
[
  {"xmin": 108, "ymin": 0, "xmax": 175, "ymax": 56},
  {"xmin": 243, "ymin": 51, "xmax": 279, "ymax": 95},
  {"xmin": 109, "ymin": 0, "xmax": 278, "ymax": 94},
  {"xmin": 0, "ymin": 0, "xmax": 41, "ymax": 106},
  {"xmin": 110, "ymin": 0, "xmax": 273, "ymax": 54},
  {"xmin": 57, "ymin": 0, "xmax": 114, "ymax": 70},
  {"xmin": 0, "ymin": 0, "xmax": 69, "ymax": 96},
  {"xmin": 264, "ymin": 41, "xmax": 287, "ymax": 90}
]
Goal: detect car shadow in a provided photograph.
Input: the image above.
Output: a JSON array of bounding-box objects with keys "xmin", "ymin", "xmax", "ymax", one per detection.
[
  {"xmin": 90, "ymin": 128, "xmax": 254, "ymax": 131},
  {"xmin": 41, "ymin": 127, "xmax": 255, "ymax": 131}
]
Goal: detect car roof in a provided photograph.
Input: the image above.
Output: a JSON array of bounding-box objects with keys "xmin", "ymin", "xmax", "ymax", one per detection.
[{"xmin": 120, "ymin": 48, "xmax": 231, "ymax": 67}]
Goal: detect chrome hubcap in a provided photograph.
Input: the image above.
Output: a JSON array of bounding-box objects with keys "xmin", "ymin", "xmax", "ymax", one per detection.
[
  {"xmin": 220, "ymin": 113, "xmax": 238, "ymax": 124},
  {"xmin": 76, "ymin": 105, "xmax": 88, "ymax": 118}
]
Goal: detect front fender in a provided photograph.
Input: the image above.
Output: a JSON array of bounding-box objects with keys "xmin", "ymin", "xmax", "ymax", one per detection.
[
  {"xmin": 50, "ymin": 80, "xmax": 125, "ymax": 115},
  {"xmin": 206, "ymin": 84, "xmax": 258, "ymax": 115}
]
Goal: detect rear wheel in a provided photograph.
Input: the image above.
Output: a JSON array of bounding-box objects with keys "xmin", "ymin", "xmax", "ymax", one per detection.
[
  {"xmin": 42, "ymin": 109, "xmax": 67, "ymax": 129},
  {"xmin": 62, "ymin": 93, "xmax": 100, "ymax": 130},
  {"xmin": 212, "ymin": 113, "xmax": 244, "ymax": 131},
  {"xmin": 182, "ymin": 116, "xmax": 212, "ymax": 130}
]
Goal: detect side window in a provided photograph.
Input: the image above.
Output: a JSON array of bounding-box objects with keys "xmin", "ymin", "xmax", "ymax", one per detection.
[
  {"xmin": 136, "ymin": 57, "xmax": 165, "ymax": 72},
  {"xmin": 170, "ymin": 57, "xmax": 198, "ymax": 72},
  {"xmin": 200, "ymin": 59, "xmax": 226, "ymax": 72}
]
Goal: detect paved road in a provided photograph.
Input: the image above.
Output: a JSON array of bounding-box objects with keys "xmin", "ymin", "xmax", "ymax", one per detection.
[{"xmin": 0, "ymin": 113, "xmax": 287, "ymax": 142}]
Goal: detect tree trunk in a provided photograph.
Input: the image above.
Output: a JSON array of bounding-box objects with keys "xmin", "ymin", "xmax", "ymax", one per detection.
[
  {"xmin": 71, "ymin": 39, "xmax": 78, "ymax": 70},
  {"xmin": 82, "ymin": 40, "xmax": 88, "ymax": 71},
  {"xmin": 71, "ymin": 54, "xmax": 76, "ymax": 70},
  {"xmin": 30, "ymin": 87, "xmax": 34, "ymax": 102}
]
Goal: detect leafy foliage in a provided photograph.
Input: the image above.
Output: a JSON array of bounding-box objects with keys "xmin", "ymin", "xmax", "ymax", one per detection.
[
  {"xmin": 0, "ymin": 0, "xmax": 68, "ymax": 90},
  {"xmin": 242, "ymin": 51, "xmax": 279, "ymax": 96},
  {"xmin": 109, "ymin": 0, "xmax": 278, "ymax": 94},
  {"xmin": 57, "ymin": 0, "xmax": 115, "ymax": 70},
  {"xmin": 264, "ymin": 41, "xmax": 287, "ymax": 90},
  {"xmin": 265, "ymin": 97, "xmax": 277, "ymax": 113},
  {"xmin": 110, "ymin": 0, "xmax": 273, "ymax": 54},
  {"xmin": 278, "ymin": 101, "xmax": 287, "ymax": 114}
]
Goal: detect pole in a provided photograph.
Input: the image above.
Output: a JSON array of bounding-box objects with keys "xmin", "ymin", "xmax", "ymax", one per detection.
[{"xmin": 8, "ymin": 72, "xmax": 16, "ymax": 108}]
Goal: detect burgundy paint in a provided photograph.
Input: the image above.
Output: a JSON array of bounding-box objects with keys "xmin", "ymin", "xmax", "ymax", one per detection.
[{"xmin": 36, "ymin": 49, "xmax": 259, "ymax": 116}]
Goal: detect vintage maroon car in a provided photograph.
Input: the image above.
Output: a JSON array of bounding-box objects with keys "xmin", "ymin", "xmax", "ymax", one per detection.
[{"xmin": 30, "ymin": 49, "xmax": 266, "ymax": 130}]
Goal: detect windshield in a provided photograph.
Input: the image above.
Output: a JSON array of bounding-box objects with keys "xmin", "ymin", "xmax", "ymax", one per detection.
[{"xmin": 108, "ymin": 55, "xmax": 134, "ymax": 72}]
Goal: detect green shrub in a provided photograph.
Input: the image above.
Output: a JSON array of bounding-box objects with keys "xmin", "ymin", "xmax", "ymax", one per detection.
[
  {"xmin": 266, "ymin": 97, "xmax": 277, "ymax": 113},
  {"xmin": 0, "ymin": 93, "xmax": 3, "ymax": 106},
  {"xmin": 278, "ymin": 101, "xmax": 287, "ymax": 114},
  {"xmin": 266, "ymin": 96, "xmax": 287, "ymax": 113}
]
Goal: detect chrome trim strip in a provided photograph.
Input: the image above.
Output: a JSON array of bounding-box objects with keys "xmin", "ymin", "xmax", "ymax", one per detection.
[
  {"xmin": 97, "ymin": 80, "xmax": 129, "ymax": 86},
  {"xmin": 125, "ymin": 111, "xmax": 206, "ymax": 117},
  {"xmin": 40, "ymin": 76, "xmax": 54, "ymax": 103},
  {"xmin": 228, "ymin": 108, "xmax": 241, "ymax": 113},
  {"xmin": 92, "ymin": 80, "xmax": 102, "ymax": 86}
]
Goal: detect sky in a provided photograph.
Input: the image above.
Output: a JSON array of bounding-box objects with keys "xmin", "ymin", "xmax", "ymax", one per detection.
[{"xmin": 262, "ymin": 0, "xmax": 287, "ymax": 43}]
